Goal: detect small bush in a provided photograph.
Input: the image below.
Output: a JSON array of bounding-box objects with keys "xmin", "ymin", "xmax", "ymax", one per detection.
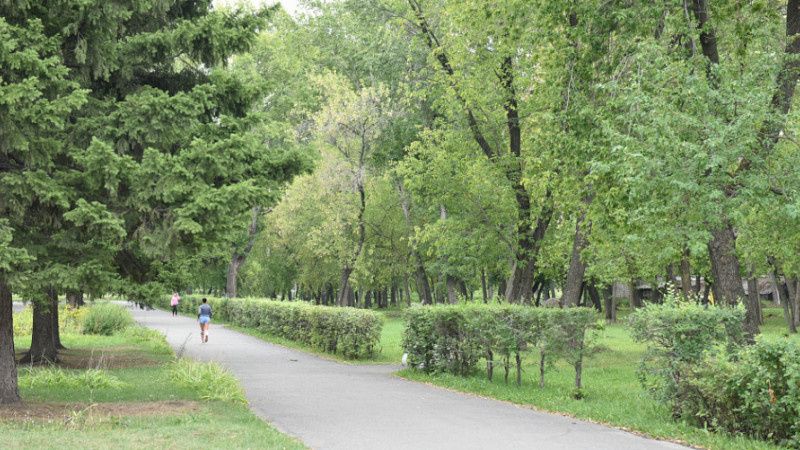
[
  {"xmin": 81, "ymin": 303, "xmax": 135, "ymax": 335},
  {"xmin": 629, "ymin": 297, "xmax": 744, "ymax": 407},
  {"xmin": 673, "ymin": 339, "xmax": 800, "ymax": 447},
  {"xmin": 628, "ymin": 297, "xmax": 800, "ymax": 447},
  {"xmin": 167, "ymin": 358, "xmax": 247, "ymax": 403}
]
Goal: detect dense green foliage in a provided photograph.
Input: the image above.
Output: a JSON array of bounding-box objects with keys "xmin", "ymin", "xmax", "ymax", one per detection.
[
  {"xmin": 630, "ymin": 298, "xmax": 745, "ymax": 403},
  {"xmin": 402, "ymin": 304, "xmax": 601, "ymax": 390},
  {"xmin": 166, "ymin": 295, "xmax": 383, "ymax": 359},
  {"xmin": 631, "ymin": 300, "xmax": 800, "ymax": 446}
]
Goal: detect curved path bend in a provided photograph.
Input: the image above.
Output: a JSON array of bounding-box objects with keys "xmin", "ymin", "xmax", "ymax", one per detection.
[{"xmin": 125, "ymin": 303, "xmax": 688, "ymax": 450}]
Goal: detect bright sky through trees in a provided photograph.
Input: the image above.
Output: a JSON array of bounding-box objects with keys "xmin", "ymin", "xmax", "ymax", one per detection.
[{"xmin": 215, "ymin": 0, "xmax": 301, "ymax": 15}]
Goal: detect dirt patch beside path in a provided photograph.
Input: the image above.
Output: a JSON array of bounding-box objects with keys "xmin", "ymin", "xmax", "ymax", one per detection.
[{"xmin": 0, "ymin": 400, "xmax": 199, "ymax": 421}]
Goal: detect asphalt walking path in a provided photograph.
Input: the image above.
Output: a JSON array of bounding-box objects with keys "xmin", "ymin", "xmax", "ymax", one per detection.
[{"xmin": 122, "ymin": 303, "xmax": 687, "ymax": 450}]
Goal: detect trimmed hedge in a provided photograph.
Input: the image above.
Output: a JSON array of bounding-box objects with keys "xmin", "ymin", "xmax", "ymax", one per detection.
[
  {"xmin": 402, "ymin": 304, "xmax": 601, "ymax": 391},
  {"xmin": 164, "ymin": 295, "xmax": 383, "ymax": 359}
]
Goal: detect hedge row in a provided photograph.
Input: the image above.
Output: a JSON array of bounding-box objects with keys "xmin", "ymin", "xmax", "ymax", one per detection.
[
  {"xmin": 165, "ymin": 295, "xmax": 384, "ymax": 359},
  {"xmin": 631, "ymin": 299, "xmax": 800, "ymax": 448},
  {"xmin": 402, "ymin": 304, "xmax": 602, "ymax": 391}
]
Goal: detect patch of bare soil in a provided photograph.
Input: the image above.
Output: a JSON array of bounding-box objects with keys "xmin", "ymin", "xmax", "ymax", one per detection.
[{"xmin": 0, "ymin": 401, "xmax": 199, "ymax": 422}]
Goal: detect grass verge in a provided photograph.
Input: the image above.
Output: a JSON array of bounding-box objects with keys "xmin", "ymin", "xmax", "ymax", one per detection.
[{"xmin": 5, "ymin": 310, "xmax": 306, "ymax": 450}]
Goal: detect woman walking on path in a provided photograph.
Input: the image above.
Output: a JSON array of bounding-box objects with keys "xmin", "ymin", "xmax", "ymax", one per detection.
[
  {"xmin": 198, "ymin": 298, "xmax": 212, "ymax": 343},
  {"xmin": 171, "ymin": 293, "xmax": 180, "ymax": 317}
]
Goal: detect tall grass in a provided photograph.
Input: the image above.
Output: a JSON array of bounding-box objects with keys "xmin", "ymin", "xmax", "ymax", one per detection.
[
  {"xmin": 81, "ymin": 303, "xmax": 134, "ymax": 335},
  {"xmin": 166, "ymin": 358, "xmax": 248, "ymax": 404},
  {"xmin": 18, "ymin": 367, "xmax": 126, "ymax": 390}
]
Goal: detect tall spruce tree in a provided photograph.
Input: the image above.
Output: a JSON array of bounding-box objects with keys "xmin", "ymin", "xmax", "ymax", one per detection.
[
  {"xmin": 0, "ymin": 14, "xmax": 86, "ymax": 398},
  {"xmin": 2, "ymin": 0, "xmax": 303, "ymax": 380}
]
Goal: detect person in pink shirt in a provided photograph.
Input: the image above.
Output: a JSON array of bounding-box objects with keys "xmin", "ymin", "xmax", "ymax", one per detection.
[{"xmin": 171, "ymin": 292, "xmax": 180, "ymax": 317}]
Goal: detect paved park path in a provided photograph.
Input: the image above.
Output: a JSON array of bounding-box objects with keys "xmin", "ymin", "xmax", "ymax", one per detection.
[{"xmin": 122, "ymin": 303, "xmax": 687, "ymax": 450}]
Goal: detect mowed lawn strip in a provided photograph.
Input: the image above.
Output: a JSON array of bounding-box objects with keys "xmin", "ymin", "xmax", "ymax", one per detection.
[{"xmin": 3, "ymin": 329, "xmax": 306, "ymax": 450}]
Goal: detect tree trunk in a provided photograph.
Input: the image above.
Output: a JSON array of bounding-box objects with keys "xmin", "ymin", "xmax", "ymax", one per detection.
[
  {"xmin": 666, "ymin": 264, "xmax": 679, "ymax": 294},
  {"xmin": 770, "ymin": 264, "xmax": 798, "ymax": 334},
  {"xmin": 680, "ymin": 250, "xmax": 693, "ymax": 301},
  {"xmin": 404, "ymin": 273, "xmax": 412, "ymax": 307},
  {"xmin": 0, "ymin": 278, "xmax": 20, "ymax": 403},
  {"xmin": 777, "ymin": 278, "xmax": 796, "ymax": 333},
  {"xmin": 562, "ymin": 194, "xmax": 594, "ymax": 307},
  {"xmin": 446, "ymin": 275, "xmax": 458, "ymax": 305},
  {"xmin": 795, "ymin": 279, "xmax": 800, "ymax": 328},
  {"xmin": 226, "ymin": 205, "xmax": 263, "ymax": 298},
  {"xmin": 604, "ymin": 284, "xmax": 616, "ymax": 322},
  {"xmin": 66, "ymin": 289, "xmax": 84, "ymax": 309},
  {"xmin": 337, "ymin": 267, "xmax": 353, "ymax": 307},
  {"xmin": 480, "ymin": 268, "xmax": 488, "ymax": 303},
  {"xmin": 745, "ymin": 260, "xmax": 763, "ymax": 326},
  {"xmin": 505, "ymin": 211, "xmax": 552, "ymax": 304},
  {"xmin": 337, "ymin": 182, "xmax": 366, "ymax": 307},
  {"xmin": 707, "ymin": 224, "xmax": 759, "ymax": 340},
  {"xmin": 20, "ymin": 290, "xmax": 59, "ymax": 364},
  {"xmin": 770, "ymin": 271, "xmax": 782, "ymax": 306},
  {"xmin": 397, "ymin": 181, "xmax": 431, "ymax": 305},
  {"xmin": 629, "ymin": 280, "xmax": 636, "ymax": 314},
  {"xmin": 587, "ymin": 282, "xmax": 602, "ymax": 312},
  {"xmin": 50, "ymin": 290, "xmax": 64, "ymax": 350},
  {"xmin": 786, "ymin": 276, "xmax": 798, "ymax": 330}
]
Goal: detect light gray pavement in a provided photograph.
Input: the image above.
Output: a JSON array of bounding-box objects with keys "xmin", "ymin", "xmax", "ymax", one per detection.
[{"xmin": 124, "ymin": 303, "xmax": 689, "ymax": 450}]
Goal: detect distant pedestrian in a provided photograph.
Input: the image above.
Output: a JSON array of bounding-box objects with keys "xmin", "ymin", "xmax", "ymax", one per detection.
[
  {"xmin": 198, "ymin": 298, "xmax": 212, "ymax": 343},
  {"xmin": 171, "ymin": 292, "xmax": 180, "ymax": 317}
]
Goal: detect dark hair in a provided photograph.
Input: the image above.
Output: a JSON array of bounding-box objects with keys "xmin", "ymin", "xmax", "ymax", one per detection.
[{"xmin": 202, "ymin": 298, "xmax": 207, "ymax": 303}]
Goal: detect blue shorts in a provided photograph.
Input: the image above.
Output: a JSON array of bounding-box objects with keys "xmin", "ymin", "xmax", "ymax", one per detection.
[{"xmin": 199, "ymin": 315, "xmax": 210, "ymax": 324}]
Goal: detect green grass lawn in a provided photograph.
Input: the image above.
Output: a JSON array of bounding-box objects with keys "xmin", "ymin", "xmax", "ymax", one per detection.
[
  {"xmin": 4, "ymin": 320, "xmax": 306, "ymax": 449},
  {"xmin": 223, "ymin": 302, "xmax": 796, "ymax": 449}
]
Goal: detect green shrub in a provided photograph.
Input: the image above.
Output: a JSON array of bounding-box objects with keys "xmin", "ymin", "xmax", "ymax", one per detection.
[
  {"xmin": 167, "ymin": 358, "xmax": 247, "ymax": 403},
  {"xmin": 629, "ymin": 297, "xmax": 744, "ymax": 407},
  {"xmin": 725, "ymin": 339, "xmax": 800, "ymax": 447},
  {"xmin": 672, "ymin": 339, "xmax": 800, "ymax": 447},
  {"xmin": 627, "ymin": 297, "xmax": 800, "ymax": 446},
  {"xmin": 81, "ymin": 303, "xmax": 135, "ymax": 335}
]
